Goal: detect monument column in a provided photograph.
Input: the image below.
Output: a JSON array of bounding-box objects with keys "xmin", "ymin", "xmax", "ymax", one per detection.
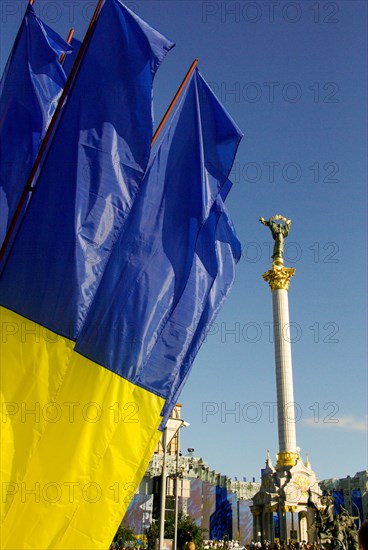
[
  {"xmin": 260, "ymin": 215, "xmax": 298, "ymax": 468},
  {"xmin": 252, "ymin": 216, "xmax": 323, "ymax": 546}
]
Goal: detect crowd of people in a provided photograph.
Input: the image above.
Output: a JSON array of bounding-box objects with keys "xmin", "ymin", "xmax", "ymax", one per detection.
[
  {"xmin": 203, "ymin": 540, "xmax": 331, "ymax": 549},
  {"xmin": 249, "ymin": 542, "xmax": 334, "ymax": 549},
  {"xmin": 201, "ymin": 520, "xmax": 368, "ymax": 550},
  {"xmin": 110, "ymin": 521, "xmax": 368, "ymax": 550}
]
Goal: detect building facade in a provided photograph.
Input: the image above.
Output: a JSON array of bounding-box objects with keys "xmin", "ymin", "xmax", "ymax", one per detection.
[
  {"xmin": 320, "ymin": 471, "xmax": 368, "ymax": 521},
  {"xmin": 121, "ymin": 448, "xmax": 367, "ymax": 546}
]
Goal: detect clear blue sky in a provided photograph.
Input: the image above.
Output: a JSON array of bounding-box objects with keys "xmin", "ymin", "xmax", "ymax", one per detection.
[{"xmin": 1, "ymin": 0, "xmax": 367, "ymax": 482}]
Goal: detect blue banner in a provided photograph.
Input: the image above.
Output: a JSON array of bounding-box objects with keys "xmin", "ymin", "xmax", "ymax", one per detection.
[
  {"xmin": 0, "ymin": 5, "xmax": 69, "ymax": 247},
  {"xmin": 0, "ymin": 0, "xmax": 174, "ymax": 340}
]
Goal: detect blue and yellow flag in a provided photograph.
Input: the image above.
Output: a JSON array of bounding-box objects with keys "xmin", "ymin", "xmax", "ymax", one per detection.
[
  {"xmin": 0, "ymin": 11, "xmax": 240, "ymax": 550},
  {"xmin": 1, "ymin": 0, "xmax": 173, "ymax": 548},
  {"xmin": 76, "ymin": 69, "xmax": 242, "ymax": 390},
  {"xmin": 0, "ymin": 0, "xmax": 174, "ymax": 339},
  {"xmin": 0, "ymin": 4, "xmax": 70, "ymax": 246}
]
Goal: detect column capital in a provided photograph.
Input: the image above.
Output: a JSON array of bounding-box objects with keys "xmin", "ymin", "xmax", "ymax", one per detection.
[
  {"xmin": 263, "ymin": 264, "xmax": 296, "ymax": 292},
  {"xmin": 265, "ymin": 505, "xmax": 278, "ymax": 513},
  {"xmin": 276, "ymin": 451, "xmax": 299, "ymax": 468}
]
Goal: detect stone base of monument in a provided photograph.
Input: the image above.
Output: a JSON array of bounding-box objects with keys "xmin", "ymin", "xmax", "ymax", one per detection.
[{"xmin": 251, "ymin": 452, "xmax": 322, "ymax": 545}]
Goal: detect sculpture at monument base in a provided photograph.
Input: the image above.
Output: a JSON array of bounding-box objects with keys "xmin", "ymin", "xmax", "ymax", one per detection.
[{"xmin": 307, "ymin": 490, "xmax": 359, "ymax": 549}]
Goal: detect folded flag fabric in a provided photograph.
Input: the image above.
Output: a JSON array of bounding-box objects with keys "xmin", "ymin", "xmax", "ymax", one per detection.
[
  {"xmin": 0, "ymin": 6, "xmax": 241, "ymax": 550},
  {"xmin": 76, "ymin": 70, "xmax": 242, "ymax": 389},
  {"xmin": 62, "ymin": 36, "xmax": 83, "ymax": 77},
  {"xmin": 157, "ymin": 181, "xmax": 242, "ymax": 426},
  {"xmin": 0, "ymin": 0, "xmax": 174, "ymax": 339},
  {"xmin": 0, "ymin": 4, "xmax": 70, "ymax": 247},
  {"xmin": 1, "ymin": 0, "xmax": 174, "ymax": 548}
]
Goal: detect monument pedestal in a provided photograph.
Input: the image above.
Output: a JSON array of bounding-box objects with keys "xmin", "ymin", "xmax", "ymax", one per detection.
[{"xmin": 251, "ymin": 453, "xmax": 321, "ymax": 545}]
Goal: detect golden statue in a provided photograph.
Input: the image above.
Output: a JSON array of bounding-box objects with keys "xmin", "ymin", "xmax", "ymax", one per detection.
[{"xmin": 260, "ymin": 214, "xmax": 292, "ymax": 265}]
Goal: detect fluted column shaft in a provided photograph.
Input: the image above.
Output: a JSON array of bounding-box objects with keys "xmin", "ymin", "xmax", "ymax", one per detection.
[
  {"xmin": 262, "ymin": 261, "xmax": 297, "ymax": 467},
  {"xmin": 272, "ymin": 288, "xmax": 297, "ymax": 455}
]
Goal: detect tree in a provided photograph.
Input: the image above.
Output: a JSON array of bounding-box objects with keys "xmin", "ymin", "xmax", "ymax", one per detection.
[
  {"xmin": 111, "ymin": 525, "xmax": 136, "ymax": 550},
  {"xmin": 146, "ymin": 521, "xmax": 159, "ymax": 550},
  {"xmin": 145, "ymin": 513, "xmax": 207, "ymax": 550},
  {"xmin": 165, "ymin": 513, "xmax": 206, "ymax": 550},
  {"xmin": 146, "ymin": 513, "xmax": 206, "ymax": 550}
]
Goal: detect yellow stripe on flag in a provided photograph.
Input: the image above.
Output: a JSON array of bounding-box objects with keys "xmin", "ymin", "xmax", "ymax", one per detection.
[{"xmin": 1, "ymin": 306, "xmax": 164, "ymax": 549}]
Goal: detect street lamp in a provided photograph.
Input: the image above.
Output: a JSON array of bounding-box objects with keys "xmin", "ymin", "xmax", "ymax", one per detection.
[
  {"xmin": 173, "ymin": 423, "xmax": 190, "ymax": 550},
  {"xmin": 159, "ymin": 418, "xmax": 189, "ymax": 550}
]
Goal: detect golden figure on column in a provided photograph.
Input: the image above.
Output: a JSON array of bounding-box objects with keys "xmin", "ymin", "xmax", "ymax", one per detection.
[{"xmin": 260, "ymin": 215, "xmax": 296, "ymax": 291}]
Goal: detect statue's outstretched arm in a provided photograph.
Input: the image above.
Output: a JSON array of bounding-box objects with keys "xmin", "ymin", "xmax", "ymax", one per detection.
[{"xmin": 282, "ymin": 219, "xmax": 292, "ymax": 237}]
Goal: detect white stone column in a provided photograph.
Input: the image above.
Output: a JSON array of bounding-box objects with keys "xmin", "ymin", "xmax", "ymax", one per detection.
[
  {"xmin": 272, "ymin": 288, "xmax": 297, "ymax": 456},
  {"xmin": 262, "ymin": 262, "xmax": 298, "ymax": 468}
]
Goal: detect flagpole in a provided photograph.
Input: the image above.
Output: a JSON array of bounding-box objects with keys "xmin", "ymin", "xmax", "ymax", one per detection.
[
  {"xmin": 151, "ymin": 59, "xmax": 198, "ymax": 147},
  {"xmin": 0, "ymin": 0, "xmax": 104, "ymax": 265},
  {"xmin": 60, "ymin": 28, "xmax": 75, "ymax": 65}
]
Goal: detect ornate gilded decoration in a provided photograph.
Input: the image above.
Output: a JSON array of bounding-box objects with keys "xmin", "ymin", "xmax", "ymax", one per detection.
[
  {"xmin": 276, "ymin": 451, "xmax": 299, "ymax": 467},
  {"xmin": 305, "ymin": 452, "xmax": 311, "ymax": 468},
  {"xmin": 265, "ymin": 505, "xmax": 278, "ymax": 513},
  {"xmin": 294, "ymin": 474, "xmax": 310, "ymax": 490},
  {"xmin": 262, "ymin": 264, "xmax": 296, "ymax": 292}
]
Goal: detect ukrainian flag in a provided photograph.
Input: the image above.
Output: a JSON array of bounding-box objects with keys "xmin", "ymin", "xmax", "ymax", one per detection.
[
  {"xmin": 0, "ymin": 306, "xmax": 165, "ymax": 548},
  {"xmin": 1, "ymin": 0, "xmax": 174, "ymax": 547},
  {"xmin": 0, "ymin": 4, "xmax": 241, "ymax": 550}
]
